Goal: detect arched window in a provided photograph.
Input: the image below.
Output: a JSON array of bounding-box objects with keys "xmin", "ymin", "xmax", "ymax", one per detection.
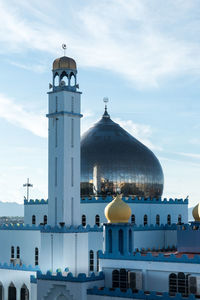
[
  {"xmin": 11, "ymin": 246, "xmax": 14, "ymax": 259},
  {"xmin": 54, "ymin": 73, "xmax": 59, "ymax": 86},
  {"xmin": 95, "ymin": 215, "xmax": 100, "ymax": 227},
  {"xmin": 20, "ymin": 284, "xmax": 29, "ymax": 300},
  {"xmin": 32, "ymin": 215, "xmax": 36, "ymax": 225},
  {"xmin": 169, "ymin": 273, "xmax": 177, "ymax": 295},
  {"xmin": 178, "ymin": 272, "xmax": 186, "ymax": 295},
  {"xmin": 178, "ymin": 214, "xmax": 182, "ymax": 224},
  {"xmin": 82, "ymin": 215, "xmax": 86, "ymax": 226},
  {"xmin": 70, "ymin": 73, "xmax": 75, "ymax": 86},
  {"xmin": 89, "ymin": 250, "xmax": 94, "ymax": 272},
  {"xmin": 156, "ymin": 214, "xmax": 160, "ymax": 226},
  {"xmin": 60, "ymin": 71, "xmax": 68, "ymax": 86},
  {"xmin": 112, "ymin": 269, "xmax": 128, "ymax": 291},
  {"xmin": 16, "ymin": 247, "xmax": 20, "ymax": 259},
  {"xmin": 144, "ymin": 214, "xmax": 148, "ymax": 226},
  {"xmin": 112, "ymin": 270, "xmax": 119, "ymax": 288},
  {"xmin": 35, "ymin": 248, "xmax": 39, "ymax": 266},
  {"xmin": 96, "ymin": 251, "xmax": 100, "ymax": 272},
  {"xmin": 131, "ymin": 214, "xmax": 135, "ymax": 224},
  {"xmin": 167, "ymin": 214, "xmax": 171, "ymax": 225},
  {"xmin": 44, "ymin": 215, "xmax": 47, "ymax": 225},
  {"xmin": 129, "ymin": 229, "xmax": 132, "ymax": 253},
  {"xmin": 118, "ymin": 229, "xmax": 124, "ymax": 254},
  {"xmin": 8, "ymin": 283, "xmax": 16, "ymax": 300},
  {"xmin": 108, "ymin": 229, "xmax": 112, "ymax": 253},
  {"xmin": 120, "ymin": 269, "xmax": 128, "ymax": 290}
]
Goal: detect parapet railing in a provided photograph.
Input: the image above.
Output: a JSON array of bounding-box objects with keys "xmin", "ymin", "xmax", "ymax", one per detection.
[
  {"xmin": 81, "ymin": 196, "xmax": 188, "ymax": 205},
  {"xmin": 87, "ymin": 287, "xmax": 195, "ymax": 300},
  {"xmin": 24, "ymin": 197, "xmax": 188, "ymax": 205},
  {"xmin": 31, "ymin": 270, "xmax": 104, "ymax": 283},
  {"xmin": 0, "ymin": 262, "xmax": 40, "ymax": 272},
  {"xmin": 24, "ymin": 199, "xmax": 48, "ymax": 205},
  {"xmin": 99, "ymin": 250, "xmax": 200, "ymax": 264}
]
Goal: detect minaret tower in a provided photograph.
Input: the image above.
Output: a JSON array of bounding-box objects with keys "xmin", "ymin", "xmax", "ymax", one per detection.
[{"xmin": 47, "ymin": 51, "xmax": 82, "ymax": 226}]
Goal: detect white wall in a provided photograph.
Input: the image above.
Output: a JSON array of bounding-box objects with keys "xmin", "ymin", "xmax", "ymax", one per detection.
[
  {"xmin": 40, "ymin": 231, "xmax": 103, "ymax": 275},
  {"xmin": 80, "ymin": 202, "xmax": 188, "ymax": 226},
  {"xmin": 24, "ymin": 204, "xmax": 48, "ymax": 226},
  {"xmin": 37, "ymin": 278, "xmax": 104, "ymax": 300},
  {"xmin": 24, "ymin": 201, "xmax": 188, "ymax": 227},
  {"xmin": 0, "ymin": 229, "xmax": 40, "ymax": 267},
  {"xmin": 133, "ymin": 230, "xmax": 177, "ymax": 250}
]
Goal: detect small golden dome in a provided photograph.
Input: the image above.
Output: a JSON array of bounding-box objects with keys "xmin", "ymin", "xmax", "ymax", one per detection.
[
  {"xmin": 104, "ymin": 194, "xmax": 131, "ymax": 223},
  {"xmin": 192, "ymin": 203, "xmax": 200, "ymax": 221},
  {"xmin": 53, "ymin": 56, "xmax": 77, "ymax": 70}
]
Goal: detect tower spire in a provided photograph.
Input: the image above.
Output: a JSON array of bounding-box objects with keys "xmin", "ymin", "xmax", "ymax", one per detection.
[{"xmin": 103, "ymin": 97, "xmax": 110, "ymax": 118}]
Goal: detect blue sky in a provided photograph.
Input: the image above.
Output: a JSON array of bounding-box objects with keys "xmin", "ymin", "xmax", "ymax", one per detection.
[{"xmin": 0, "ymin": 0, "xmax": 200, "ymax": 207}]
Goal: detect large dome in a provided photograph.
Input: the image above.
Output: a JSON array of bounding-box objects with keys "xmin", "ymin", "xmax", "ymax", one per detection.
[{"xmin": 81, "ymin": 109, "xmax": 164, "ymax": 198}]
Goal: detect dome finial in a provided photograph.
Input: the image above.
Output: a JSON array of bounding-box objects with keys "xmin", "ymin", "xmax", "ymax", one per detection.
[
  {"xmin": 192, "ymin": 203, "xmax": 200, "ymax": 222},
  {"xmin": 104, "ymin": 194, "xmax": 131, "ymax": 223},
  {"xmin": 103, "ymin": 97, "xmax": 110, "ymax": 118},
  {"xmin": 62, "ymin": 44, "xmax": 67, "ymax": 56}
]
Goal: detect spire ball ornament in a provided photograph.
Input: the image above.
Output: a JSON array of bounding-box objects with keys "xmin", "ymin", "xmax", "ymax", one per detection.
[
  {"xmin": 103, "ymin": 97, "xmax": 110, "ymax": 118},
  {"xmin": 103, "ymin": 97, "xmax": 109, "ymax": 104},
  {"xmin": 62, "ymin": 44, "xmax": 67, "ymax": 56}
]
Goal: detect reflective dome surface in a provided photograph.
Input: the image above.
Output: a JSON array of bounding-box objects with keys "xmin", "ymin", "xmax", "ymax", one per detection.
[{"xmin": 81, "ymin": 109, "xmax": 164, "ymax": 198}]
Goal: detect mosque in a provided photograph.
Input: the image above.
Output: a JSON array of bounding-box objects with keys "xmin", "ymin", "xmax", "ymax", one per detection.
[{"xmin": 0, "ymin": 53, "xmax": 199, "ymax": 300}]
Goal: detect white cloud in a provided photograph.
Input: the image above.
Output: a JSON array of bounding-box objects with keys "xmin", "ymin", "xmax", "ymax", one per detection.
[
  {"xmin": 0, "ymin": 94, "xmax": 47, "ymax": 138},
  {"xmin": 176, "ymin": 152, "xmax": 200, "ymax": 160},
  {"xmin": 113, "ymin": 118, "xmax": 161, "ymax": 151},
  {"xmin": 8, "ymin": 60, "xmax": 47, "ymax": 73},
  {"xmin": 0, "ymin": 0, "xmax": 199, "ymax": 87}
]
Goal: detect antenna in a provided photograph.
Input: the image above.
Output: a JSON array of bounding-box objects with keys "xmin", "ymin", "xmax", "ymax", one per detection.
[{"xmin": 62, "ymin": 44, "xmax": 67, "ymax": 56}]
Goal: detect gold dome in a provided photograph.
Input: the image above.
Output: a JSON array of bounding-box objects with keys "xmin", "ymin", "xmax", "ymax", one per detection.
[
  {"xmin": 104, "ymin": 194, "xmax": 131, "ymax": 223},
  {"xmin": 192, "ymin": 203, "xmax": 200, "ymax": 221},
  {"xmin": 53, "ymin": 56, "xmax": 77, "ymax": 70}
]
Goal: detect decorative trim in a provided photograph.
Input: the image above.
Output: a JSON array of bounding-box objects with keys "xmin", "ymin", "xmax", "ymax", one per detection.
[
  {"xmin": 104, "ymin": 223, "xmax": 178, "ymax": 231},
  {"xmin": 41, "ymin": 224, "xmax": 103, "ymax": 233},
  {"xmin": 24, "ymin": 197, "xmax": 188, "ymax": 206},
  {"xmin": 99, "ymin": 250, "xmax": 200, "ymax": 264},
  {"xmin": 81, "ymin": 196, "xmax": 188, "ymax": 205},
  {"xmin": 0, "ymin": 223, "xmax": 42, "ymax": 231},
  {"xmin": 34, "ymin": 270, "xmax": 104, "ymax": 282},
  {"xmin": 46, "ymin": 111, "xmax": 83, "ymax": 118},
  {"xmin": 24, "ymin": 199, "xmax": 48, "ymax": 205},
  {"xmin": 87, "ymin": 287, "xmax": 195, "ymax": 300},
  {"xmin": 0, "ymin": 262, "xmax": 40, "ymax": 272}
]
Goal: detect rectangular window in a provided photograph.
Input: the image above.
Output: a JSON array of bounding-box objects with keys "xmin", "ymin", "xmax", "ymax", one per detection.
[
  {"xmin": 71, "ymin": 119, "xmax": 74, "ymax": 148},
  {"xmin": 55, "ymin": 157, "xmax": 57, "ymax": 186},
  {"xmin": 11, "ymin": 246, "xmax": 14, "ymax": 259},
  {"xmin": 71, "ymin": 96, "xmax": 74, "ymax": 112},
  {"xmin": 17, "ymin": 246, "xmax": 20, "ymax": 259},
  {"xmin": 35, "ymin": 247, "xmax": 39, "ymax": 266},
  {"xmin": 71, "ymin": 157, "xmax": 74, "ymax": 187}
]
